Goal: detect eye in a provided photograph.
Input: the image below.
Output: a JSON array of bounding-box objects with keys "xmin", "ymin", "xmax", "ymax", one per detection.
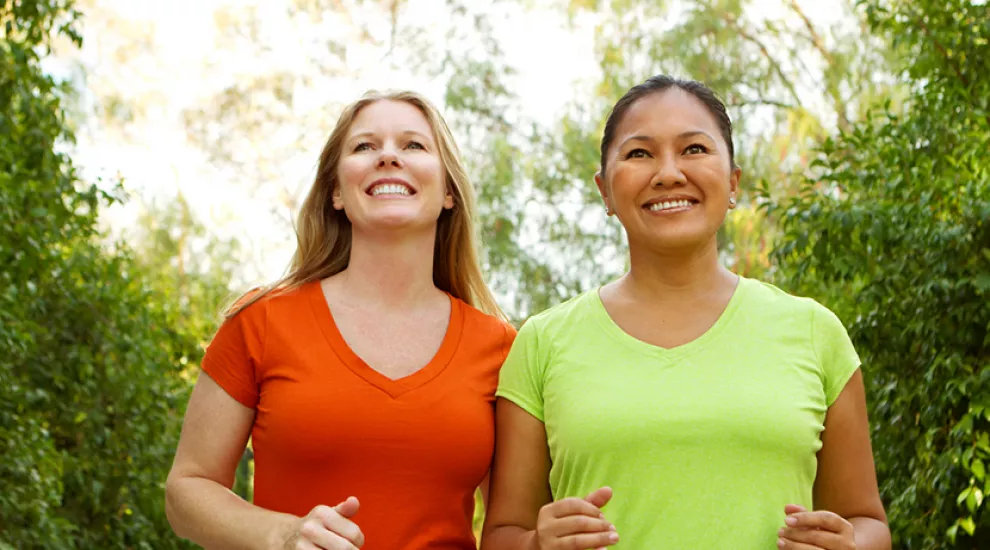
[
  {"xmin": 684, "ymin": 144, "xmax": 709, "ymax": 155},
  {"xmin": 406, "ymin": 140, "xmax": 426, "ymax": 150},
  {"xmin": 353, "ymin": 142, "xmax": 374, "ymax": 152},
  {"xmin": 625, "ymin": 148, "xmax": 651, "ymax": 159}
]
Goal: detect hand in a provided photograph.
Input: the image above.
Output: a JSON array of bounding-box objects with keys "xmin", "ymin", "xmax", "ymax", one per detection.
[
  {"xmin": 535, "ymin": 486, "xmax": 619, "ymax": 550},
  {"xmin": 282, "ymin": 497, "xmax": 365, "ymax": 550},
  {"xmin": 777, "ymin": 504, "xmax": 855, "ymax": 550}
]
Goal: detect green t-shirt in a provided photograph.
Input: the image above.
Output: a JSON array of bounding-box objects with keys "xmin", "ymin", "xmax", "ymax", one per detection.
[{"xmin": 496, "ymin": 276, "xmax": 860, "ymax": 548}]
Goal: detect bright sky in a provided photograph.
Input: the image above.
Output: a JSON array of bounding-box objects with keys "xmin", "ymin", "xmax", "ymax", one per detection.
[{"xmin": 54, "ymin": 0, "xmax": 844, "ymax": 286}]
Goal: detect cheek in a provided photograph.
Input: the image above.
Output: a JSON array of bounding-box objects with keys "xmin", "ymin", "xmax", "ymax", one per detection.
[
  {"xmin": 412, "ymin": 155, "xmax": 444, "ymax": 185},
  {"xmin": 687, "ymin": 163, "xmax": 730, "ymax": 195},
  {"xmin": 336, "ymin": 160, "xmax": 367, "ymax": 194},
  {"xmin": 608, "ymin": 164, "xmax": 647, "ymax": 200}
]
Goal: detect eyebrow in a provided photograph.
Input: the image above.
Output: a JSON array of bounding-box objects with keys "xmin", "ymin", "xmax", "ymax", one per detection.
[
  {"xmin": 678, "ymin": 130, "xmax": 716, "ymax": 141},
  {"xmin": 620, "ymin": 130, "xmax": 717, "ymax": 147},
  {"xmin": 347, "ymin": 130, "xmax": 433, "ymax": 142}
]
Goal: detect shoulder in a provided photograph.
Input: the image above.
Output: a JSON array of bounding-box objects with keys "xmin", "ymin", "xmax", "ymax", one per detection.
[
  {"xmin": 225, "ymin": 281, "xmax": 315, "ymax": 328},
  {"xmin": 739, "ymin": 277, "xmax": 853, "ymax": 351},
  {"xmin": 522, "ymin": 289, "xmax": 599, "ymax": 334},
  {"xmin": 740, "ymin": 277, "xmax": 836, "ymax": 320},
  {"xmin": 456, "ymin": 297, "xmax": 517, "ymax": 344}
]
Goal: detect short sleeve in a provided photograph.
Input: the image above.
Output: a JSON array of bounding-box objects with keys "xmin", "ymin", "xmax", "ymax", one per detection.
[
  {"xmin": 500, "ymin": 321, "xmax": 519, "ymax": 363},
  {"xmin": 811, "ymin": 304, "xmax": 861, "ymax": 406},
  {"xmin": 201, "ymin": 302, "xmax": 266, "ymax": 409},
  {"xmin": 495, "ymin": 316, "xmax": 548, "ymax": 421}
]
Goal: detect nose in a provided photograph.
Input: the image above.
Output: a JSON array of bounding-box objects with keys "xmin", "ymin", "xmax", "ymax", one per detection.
[
  {"xmin": 377, "ymin": 147, "xmax": 402, "ymax": 168},
  {"xmin": 651, "ymin": 152, "xmax": 687, "ymax": 187}
]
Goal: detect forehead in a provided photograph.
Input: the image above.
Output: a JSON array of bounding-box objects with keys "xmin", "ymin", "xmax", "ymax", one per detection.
[
  {"xmin": 614, "ymin": 88, "xmax": 723, "ymax": 140},
  {"xmin": 347, "ymin": 100, "xmax": 434, "ymax": 137}
]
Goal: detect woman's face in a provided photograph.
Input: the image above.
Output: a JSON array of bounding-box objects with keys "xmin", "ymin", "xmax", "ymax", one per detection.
[
  {"xmin": 333, "ymin": 100, "xmax": 452, "ymax": 233},
  {"xmin": 596, "ymin": 88, "xmax": 740, "ymax": 254}
]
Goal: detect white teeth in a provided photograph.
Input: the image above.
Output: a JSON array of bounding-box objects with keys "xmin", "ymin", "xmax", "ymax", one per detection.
[
  {"xmin": 649, "ymin": 199, "xmax": 692, "ymax": 211},
  {"xmin": 371, "ymin": 183, "xmax": 411, "ymax": 196}
]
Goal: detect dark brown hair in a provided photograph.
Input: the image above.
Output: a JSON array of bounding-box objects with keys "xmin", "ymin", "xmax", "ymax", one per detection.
[{"xmin": 600, "ymin": 75, "xmax": 736, "ymax": 177}]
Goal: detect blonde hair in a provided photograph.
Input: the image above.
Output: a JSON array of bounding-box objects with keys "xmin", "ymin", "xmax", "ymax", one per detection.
[{"xmin": 226, "ymin": 90, "xmax": 506, "ymax": 321}]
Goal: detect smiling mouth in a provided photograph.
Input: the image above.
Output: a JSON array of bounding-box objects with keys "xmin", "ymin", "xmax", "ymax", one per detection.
[
  {"xmin": 367, "ymin": 182, "xmax": 415, "ymax": 197},
  {"xmin": 643, "ymin": 198, "xmax": 698, "ymax": 212}
]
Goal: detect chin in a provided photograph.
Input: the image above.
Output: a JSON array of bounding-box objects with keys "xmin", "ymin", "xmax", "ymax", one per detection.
[
  {"xmin": 637, "ymin": 227, "xmax": 716, "ymax": 252},
  {"xmin": 359, "ymin": 211, "xmax": 440, "ymax": 233}
]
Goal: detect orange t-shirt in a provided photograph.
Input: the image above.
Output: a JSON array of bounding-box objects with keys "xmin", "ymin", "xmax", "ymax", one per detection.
[{"xmin": 202, "ymin": 281, "xmax": 515, "ymax": 549}]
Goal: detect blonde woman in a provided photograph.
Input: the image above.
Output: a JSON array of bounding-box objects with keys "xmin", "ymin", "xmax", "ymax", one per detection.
[{"xmin": 166, "ymin": 91, "xmax": 515, "ymax": 550}]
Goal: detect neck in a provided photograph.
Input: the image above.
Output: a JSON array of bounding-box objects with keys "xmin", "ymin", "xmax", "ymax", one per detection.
[
  {"xmin": 623, "ymin": 238, "xmax": 735, "ymax": 301},
  {"xmin": 336, "ymin": 226, "xmax": 441, "ymax": 308}
]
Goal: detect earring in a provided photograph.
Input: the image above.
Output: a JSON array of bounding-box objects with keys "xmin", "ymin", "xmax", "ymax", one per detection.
[{"xmin": 728, "ymin": 196, "xmax": 737, "ymax": 208}]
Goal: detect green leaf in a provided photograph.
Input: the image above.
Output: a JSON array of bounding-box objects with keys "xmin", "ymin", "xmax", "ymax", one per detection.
[
  {"xmin": 953, "ymin": 413, "xmax": 974, "ymax": 435},
  {"xmin": 966, "ymin": 486, "xmax": 982, "ymax": 514},
  {"xmin": 961, "ymin": 516, "xmax": 976, "ymax": 536},
  {"xmin": 973, "ymin": 273, "xmax": 990, "ymax": 293},
  {"xmin": 958, "ymin": 486, "xmax": 973, "ymax": 507}
]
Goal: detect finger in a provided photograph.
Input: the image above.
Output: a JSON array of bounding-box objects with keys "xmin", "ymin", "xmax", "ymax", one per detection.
[
  {"xmin": 549, "ymin": 497, "xmax": 607, "ymax": 520},
  {"xmin": 583, "ymin": 486, "xmax": 613, "ymax": 509},
  {"xmin": 315, "ymin": 506, "xmax": 365, "ymax": 547},
  {"xmin": 559, "ymin": 530, "xmax": 620, "ymax": 549},
  {"xmin": 777, "ymin": 537, "xmax": 824, "ymax": 550},
  {"xmin": 550, "ymin": 515, "xmax": 615, "ymax": 537},
  {"xmin": 784, "ymin": 504, "xmax": 807, "ymax": 515},
  {"xmin": 335, "ymin": 496, "xmax": 360, "ymax": 519},
  {"xmin": 784, "ymin": 511, "xmax": 850, "ymax": 534},
  {"xmin": 309, "ymin": 529, "xmax": 360, "ymax": 550},
  {"xmin": 292, "ymin": 537, "xmax": 322, "ymax": 550},
  {"xmin": 298, "ymin": 519, "xmax": 357, "ymax": 550},
  {"xmin": 779, "ymin": 527, "xmax": 845, "ymax": 549}
]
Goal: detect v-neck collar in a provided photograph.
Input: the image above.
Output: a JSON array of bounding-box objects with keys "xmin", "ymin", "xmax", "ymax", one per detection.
[
  {"xmin": 307, "ymin": 280, "xmax": 464, "ymax": 399},
  {"xmin": 590, "ymin": 275, "xmax": 751, "ymax": 365}
]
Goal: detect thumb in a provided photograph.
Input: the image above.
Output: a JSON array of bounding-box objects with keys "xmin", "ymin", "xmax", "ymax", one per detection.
[
  {"xmin": 335, "ymin": 496, "xmax": 360, "ymax": 518},
  {"xmin": 584, "ymin": 486, "xmax": 613, "ymax": 509},
  {"xmin": 784, "ymin": 504, "xmax": 806, "ymax": 516}
]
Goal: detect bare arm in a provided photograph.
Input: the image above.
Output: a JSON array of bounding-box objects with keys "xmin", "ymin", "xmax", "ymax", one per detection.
[
  {"xmin": 780, "ymin": 369, "xmax": 891, "ymax": 550},
  {"xmin": 814, "ymin": 369, "xmax": 890, "ymax": 549},
  {"xmin": 165, "ymin": 371, "xmax": 297, "ymax": 550},
  {"xmin": 480, "ymin": 399, "xmax": 551, "ymax": 550},
  {"xmin": 479, "ymin": 472, "xmax": 491, "ymax": 512},
  {"xmin": 480, "ymin": 399, "xmax": 616, "ymax": 550}
]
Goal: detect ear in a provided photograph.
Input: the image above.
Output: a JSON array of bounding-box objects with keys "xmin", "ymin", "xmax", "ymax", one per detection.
[
  {"xmin": 443, "ymin": 189, "xmax": 455, "ymax": 210},
  {"xmin": 594, "ymin": 172, "xmax": 612, "ymax": 216},
  {"xmin": 332, "ymin": 186, "xmax": 344, "ymax": 211},
  {"xmin": 728, "ymin": 166, "xmax": 741, "ymax": 208}
]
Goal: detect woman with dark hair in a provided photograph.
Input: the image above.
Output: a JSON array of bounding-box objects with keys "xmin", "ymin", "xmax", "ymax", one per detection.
[{"xmin": 481, "ymin": 76, "xmax": 890, "ymax": 550}]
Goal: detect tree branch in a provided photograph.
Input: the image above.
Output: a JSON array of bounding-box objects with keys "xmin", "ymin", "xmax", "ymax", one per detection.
[
  {"xmin": 913, "ymin": 11, "xmax": 989, "ymax": 128},
  {"xmin": 720, "ymin": 13, "xmax": 803, "ymax": 108},
  {"xmin": 729, "ymin": 97, "xmax": 796, "ymax": 110},
  {"xmin": 914, "ymin": 17, "xmax": 969, "ymax": 87},
  {"xmin": 786, "ymin": 0, "xmax": 852, "ymax": 132},
  {"xmin": 787, "ymin": 0, "xmax": 834, "ymax": 65},
  {"xmin": 387, "ymin": 0, "xmax": 401, "ymax": 56}
]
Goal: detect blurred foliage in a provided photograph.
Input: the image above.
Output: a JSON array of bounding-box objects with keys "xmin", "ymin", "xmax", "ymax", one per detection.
[
  {"xmin": 129, "ymin": 194, "xmax": 241, "ymax": 377},
  {"xmin": 0, "ymin": 0, "xmax": 224, "ymax": 547}
]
